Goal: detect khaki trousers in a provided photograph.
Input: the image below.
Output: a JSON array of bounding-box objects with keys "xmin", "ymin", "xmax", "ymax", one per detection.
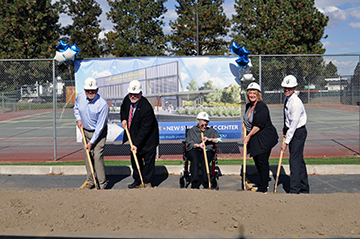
[{"xmin": 83, "ymin": 127, "xmax": 107, "ymax": 189}]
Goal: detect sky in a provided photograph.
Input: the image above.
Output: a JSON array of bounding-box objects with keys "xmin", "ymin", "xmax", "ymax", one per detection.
[{"xmin": 58, "ymin": 0, "xmax": 360, "ymax": 75}]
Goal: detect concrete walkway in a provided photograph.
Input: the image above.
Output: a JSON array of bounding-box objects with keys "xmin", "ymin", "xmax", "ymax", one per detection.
[{"xmin": 1, "ymin": 164, "xmax": 359, "ymax": 176}]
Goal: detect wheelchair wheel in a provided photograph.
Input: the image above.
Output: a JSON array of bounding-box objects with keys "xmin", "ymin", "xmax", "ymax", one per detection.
[
  {"xmin": 211, "ymin": 177, "xmax": 219, "ymax": 190},
  {"xmin": 179, "ymin": 176, "xmax": 185, "ymax": 188}
]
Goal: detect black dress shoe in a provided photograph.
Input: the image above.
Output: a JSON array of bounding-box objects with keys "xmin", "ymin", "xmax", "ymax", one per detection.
[{"xmin": 128, "ymin": 181, "xmax": 140, "ymax": 189}]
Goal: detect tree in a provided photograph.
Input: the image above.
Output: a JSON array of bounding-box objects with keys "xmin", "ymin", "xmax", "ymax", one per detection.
[
  {"xmin": 350, "ymin": 62, "xmax": 360, "ymax": 91},
  {"xmin": 0, "ymin": 0, "xmax": 60, "ymax": 59},
  {"xmin": 187, "ymin": 79, "xmax": 199, "ymax": 91},
  {"xmin": 222, "ymin": 84, "xmax": 241, "ymax": 104},
  {"xmin": 58, "ymin": 0, "xmax": 104, "ymax": 58},
  {"xmin": 323, "ymin": 61, "xmax": 338, "ymax": 77},
  {"xmin": 202, "ymin": 80, "xmax": 221, "ymax": 103},
  {"xmin": 105, "ymin": 0, "xmax": 168, "ymax": 57},
  {"xmin": 169, "ymin": 0, "xmax": 230, "ymax": 56},
  {"xmin": 231, "ymin": 0, "xmax": 329, "ymax": 54}
]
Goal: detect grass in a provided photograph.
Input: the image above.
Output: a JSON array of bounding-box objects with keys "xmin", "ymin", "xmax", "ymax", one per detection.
[{"xmin": 0, "ymin": 157, "xmax": 359, "ymax": 166}]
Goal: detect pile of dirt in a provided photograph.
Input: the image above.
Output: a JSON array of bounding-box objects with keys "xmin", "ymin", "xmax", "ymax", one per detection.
[{"xmin": 0, "ymin": 188, "xmax": 359, "ymax": 238}]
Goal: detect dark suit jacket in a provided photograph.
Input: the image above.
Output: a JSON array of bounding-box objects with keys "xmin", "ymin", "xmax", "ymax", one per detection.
[
  {"xmin": 120, "ymin": 94, "xmax": 159, "ymax": 154},
  {"xmin": 245, "ymin": 101, "xmax": 278, "ymax": 157}
]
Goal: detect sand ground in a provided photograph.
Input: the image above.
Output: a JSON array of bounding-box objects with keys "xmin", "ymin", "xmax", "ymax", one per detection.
[{"xmin": 0, "ymin": 188, "xmax": 359, "ymax": 238}]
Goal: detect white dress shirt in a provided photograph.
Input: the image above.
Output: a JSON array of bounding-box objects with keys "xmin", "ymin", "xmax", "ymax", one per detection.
[{"xmin": 284, "ymin": 93, "xmax": 307, "ymax": 144}]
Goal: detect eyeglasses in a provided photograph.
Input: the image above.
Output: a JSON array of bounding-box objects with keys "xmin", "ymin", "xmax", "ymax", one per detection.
[{"xmin": 199, "ymin": 123, "xmax": 208, "ymax": 127}]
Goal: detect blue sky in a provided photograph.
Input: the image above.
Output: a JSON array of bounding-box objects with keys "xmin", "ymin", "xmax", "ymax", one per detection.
[{"xmin": 58, "ymin": 0, "xmax": 360, "ymax": 75}]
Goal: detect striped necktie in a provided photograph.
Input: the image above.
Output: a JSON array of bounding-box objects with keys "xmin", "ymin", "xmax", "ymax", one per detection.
[{"xmin": 128, "ymin": 104, "xmax": 134, "ymax": 128}]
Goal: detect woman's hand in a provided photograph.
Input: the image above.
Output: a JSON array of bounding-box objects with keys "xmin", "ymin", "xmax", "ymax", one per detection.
[{"xmin": 243, "ymin": 135, "xmax": 250, "ymax": 145}]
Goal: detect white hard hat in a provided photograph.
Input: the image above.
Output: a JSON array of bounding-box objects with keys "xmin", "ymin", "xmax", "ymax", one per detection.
[
  {"xmin": 246, "ymin": 82, "xmax": 261, "ymax": 91},
  {"xmin": 281, "ymin": 75, "xmax": 298, "ymax": 88},
  {"xmin": 196, "ymin": 112, "xmax": 209, "ymax": 121},
  {"xmin": 128, "ymin": 80, "xmax": 142, "ymax": 94},
  {"xmin": 83, "ymin": 77, "xmax": 98, "ymax": 90}
]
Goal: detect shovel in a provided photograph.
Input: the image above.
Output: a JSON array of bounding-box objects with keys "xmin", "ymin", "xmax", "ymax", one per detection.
[{"xmin": 125, "ymin": 127, "xmax": 145, "ymax": 188}]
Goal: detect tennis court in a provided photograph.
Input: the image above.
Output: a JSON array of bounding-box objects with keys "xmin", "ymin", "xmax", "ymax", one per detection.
[{"xmin": 0, "ymin": 104, "xmax": 359, "ymax": 163}]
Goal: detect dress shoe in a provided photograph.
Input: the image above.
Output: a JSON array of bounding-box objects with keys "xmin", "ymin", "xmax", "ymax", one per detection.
[
  {"xmin": 84, "ymin": 184, "xmax": 94, "ymax": 189},
  {"xmin": 128, "ymin": 181, "xmax": 141, "ymax": 189}
]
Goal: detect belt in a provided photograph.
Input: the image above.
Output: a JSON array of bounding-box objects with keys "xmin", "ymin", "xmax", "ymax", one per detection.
[
  {"xmin": 297, "ymin": 125, "xmax": 305, "ymax": 129},
  {"xmin": 83, "ymin": 128, "xmax": 95, "ymax": 132}
]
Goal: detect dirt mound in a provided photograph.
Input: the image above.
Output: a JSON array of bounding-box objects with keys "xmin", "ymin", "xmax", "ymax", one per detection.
[{"xmin": 0, "ymin": 188, "xmax": 359, "ymax": 238}]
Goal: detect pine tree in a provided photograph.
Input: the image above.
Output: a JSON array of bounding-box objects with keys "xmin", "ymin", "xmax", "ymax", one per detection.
[
  {"xmin": 231, "ymin": 0, "xmax": 329, "ymax": 54},
  {"xmin": 169, "ymin": 0, "xmax": 230, "ymax": 56},
  {"xmin": 58, "ymin": 0, "xmax": 104, "ymax": 58},
  {"xmin": 0, "ymin": 0, "xmax": 60, "ymax": 59},
  {"xmin": 323, "ymin": 61, "xmax": 338, "ymax": 77},
  {"xmin": 105, "ymin": 0, "xmax": 167, "ymax": 57}
]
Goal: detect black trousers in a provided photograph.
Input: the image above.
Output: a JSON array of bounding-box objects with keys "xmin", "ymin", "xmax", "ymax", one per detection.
[
  {"xmin": 253, "ymin": 150, "xmax": 271, "ymax": 192},
  {"xmin": 186, "ymin": 149, "xmax": 214, "ymax": 188},
  {"xmin": 289, "ymin": 126, "xmax": 310, "ymax": 194},
  {"xmin": 130, "ymin": 149, "xmax": 156, "ymax": 185}
]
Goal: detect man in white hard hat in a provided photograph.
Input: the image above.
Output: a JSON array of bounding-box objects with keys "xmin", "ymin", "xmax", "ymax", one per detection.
[
  {"xmin": 185, "ymin": 112, "xmax": 221, "ymax": 189},
  {"xmin": 120, "ymin": 80, "xmax": 159, "ymax": 188},
  {"xmin": 280, "ymin": 75, "xmax": 309, "ymax": 194},
  {"xmin": 74, "ymin": 77, "xmax": 109, "ymax": 189}
]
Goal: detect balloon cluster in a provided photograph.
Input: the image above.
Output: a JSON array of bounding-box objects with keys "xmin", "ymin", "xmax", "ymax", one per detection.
[
  {"xmin": 230, "ymin": 42, "xmax": 250, "ymax": 68},
  {"xmin": 229, "ymin": 42, "xmax": 254, "ymax": 85},
  {"xmin": 54, "ymin": 40, "xmax": 81, "ymax": 63}
]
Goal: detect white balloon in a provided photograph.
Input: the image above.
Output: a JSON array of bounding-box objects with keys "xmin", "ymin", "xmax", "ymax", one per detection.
[
  {"xmin": 247, "ymin": 58, "xmax": 253, "ymax": 68},
  {"xmin": 63, "ymin": 48, "xmax": 76, "ymax": 61},
  {"xmin": 53, "ymin": 51, "xmax": 66, "ymax": 63},
  {"xmin": 242, "ymin": 73, "xmax": 255, "ymax": 81}
]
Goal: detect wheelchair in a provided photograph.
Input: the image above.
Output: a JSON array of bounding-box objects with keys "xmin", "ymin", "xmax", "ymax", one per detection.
[{"xmin": 179, "ymin": 126, "xmax": 220, "ymax": 190}]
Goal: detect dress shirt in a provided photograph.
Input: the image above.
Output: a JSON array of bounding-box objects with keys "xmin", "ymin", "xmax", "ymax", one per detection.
[
  {"xmin": 74, "ymin": 92, "xmax": 109, "ymax": 144},
  {"xmin": 128, "ymin": 99, "xmax": 140, "ymax": 122},
  {"xmin": 284, "ymin": 93, "xmax": 307, "ymax": 144}
]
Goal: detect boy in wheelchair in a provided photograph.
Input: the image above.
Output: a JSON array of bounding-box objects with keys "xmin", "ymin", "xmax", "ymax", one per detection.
[{"xmin": 182, "ymin": 112, "xmax": 222, "ymax": 189}]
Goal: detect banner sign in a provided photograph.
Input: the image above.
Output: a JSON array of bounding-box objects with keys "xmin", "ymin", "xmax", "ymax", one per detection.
[
  {"xmin": 158, "ymin": 121, "xmax": 242, "ymax": 140},
  {"xmin": 76, "ymin": 121, "xmax": 242, "ymax": 143}
]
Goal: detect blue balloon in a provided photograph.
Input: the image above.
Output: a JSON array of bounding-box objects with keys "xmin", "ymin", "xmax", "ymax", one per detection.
[
  {"xmin": 56, "ymin": 40, "xmax": 69, "ymax": 52},
  {"xmin": 236, "ymin": 56, "xmax": 250, "ymax": 68},
  {"xmin": 230, "ymin": 42, "xmax": 250, "ymax": 68},
  {"xmin": 230, "ymin": 42, "xmax": 241, "ymax": 56},
  {"xmin": 238, "ymin": 46, "xmax": 250, "ymax": 56},
  {"xmin": 70, "ymin": 43, "xmax": 81, "ymax": 58}
]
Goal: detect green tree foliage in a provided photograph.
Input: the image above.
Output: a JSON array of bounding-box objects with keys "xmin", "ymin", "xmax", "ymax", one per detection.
[
  {"xmin": 222, "ymin": 84, "xmax": 241, "ymax": 104},
  {"xmin": 323, "ymin": 61, "xmax": 338, "ymax": 77},
  {"xmin": 58, "ymin": 0, "xmax": 104, "ymax": 58},
  {"xmin": 350, "ymin": 62, "xmax": 360, "ymax": 91},
  {"xmin": 0, "ymin": 1, "xmax": 59, "ymax": 91},
  {"xmin": 169, "ymin": 0, "xmax": 230, "ymax": 56},
  {"xmin": 0, "ymin": 0, "xmax": 60, "ymax": 59},
  {"xmin": 187, "ymin": 79, "xmax": 199, "ymax": 91},
  {"xmin": 202, "ymin": 80, "xmax": 222, "ymax": 103},
  {"xmin": 231, "ymin": 0, "xmax": 329, "ymax": 54},
  {"xmin": 105, "ymin": 0, "xmax": 167, "ymax": 57}
]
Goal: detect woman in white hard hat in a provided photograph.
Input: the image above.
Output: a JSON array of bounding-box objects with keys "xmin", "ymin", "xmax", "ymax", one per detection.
[
  {"xmin": 243, "ymin": 82, "xmax": 278, "ymax": 193},
  {"xmin": 185, "ymin": 112, "xmax": 222, "ymax": 189},
  {"xmin": 281, "ymin": 75, "xmax": 309, "ymax": 194}
]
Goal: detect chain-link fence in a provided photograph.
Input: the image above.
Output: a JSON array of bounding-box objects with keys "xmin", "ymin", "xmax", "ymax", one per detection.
[
  {"xmin": 243, "ymin": 54, "xmax": 360, "ymax": 105},
  {"xmin": 0, "ymin": 55, "xmax": 359, "ymax": 162}
]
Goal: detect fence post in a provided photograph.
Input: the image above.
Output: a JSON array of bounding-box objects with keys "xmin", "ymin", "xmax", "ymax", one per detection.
[
  {"xmin": 2, "ymin": 92, "xmax": 4, "ymax": 113},
  {"xmin": 259, "ymin": 55, "xmax": 262, "ymax": 89},
  {"xmin": 53, "ymin": 60, "xmax": 57, "ymax": 160}
]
